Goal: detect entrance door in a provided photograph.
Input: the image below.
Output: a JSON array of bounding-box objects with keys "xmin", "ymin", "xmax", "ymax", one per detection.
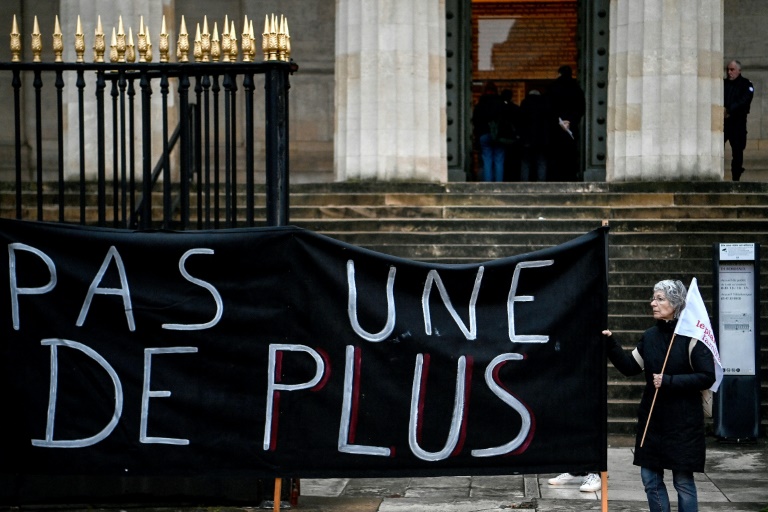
[
  {"xmin": 472, "ymin": 0, "xmax": 578, "ymax": 182},
  {"xmin": 445, "ymin": 0, "xmax": 609, "ymax": 182}
]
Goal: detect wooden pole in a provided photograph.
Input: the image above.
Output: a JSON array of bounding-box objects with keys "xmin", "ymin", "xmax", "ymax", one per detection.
[
  {"xmin": 273, "ymin": 478, "xmax": 282, "ymax": 512},
  {"xmin": 601, "ymin": 470, "xmax": 608, "ymax": 512},
  {"xmin": 602, "ymin": 220, "xmax": 610, "ymax": 510},
  {"xmin": 640, "ymin": 334, "xmax": 676, "ymax": 447}
]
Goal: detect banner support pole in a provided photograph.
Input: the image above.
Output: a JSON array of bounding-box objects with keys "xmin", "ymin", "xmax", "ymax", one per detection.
[
  {"xmin": 273, "ymin": 478, "xmax": 282, "ymax": 512},
  {"xmin": 601, "ymin": 470, "xmax": 608, "ymax": 511},
  {"xmin": 602, "ymin": 218, "xmax": 610, "ymax": 512}
]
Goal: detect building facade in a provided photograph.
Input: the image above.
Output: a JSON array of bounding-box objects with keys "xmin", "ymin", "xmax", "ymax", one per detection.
[{"xmin": 1, "ymin": 0, "xmax": 766, "ymax": 183}]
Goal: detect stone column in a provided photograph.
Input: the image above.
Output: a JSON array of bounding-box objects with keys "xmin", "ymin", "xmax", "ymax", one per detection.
[
  {"xmin": 607, "ymin": 0, "xmax": 724, "ymax": 181},
  {"xmin": 335, "ymin": 0, "xmax": 447, "ymax": 181}
]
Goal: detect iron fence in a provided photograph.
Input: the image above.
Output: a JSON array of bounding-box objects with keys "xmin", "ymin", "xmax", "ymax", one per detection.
[{"xmin": 0, "ymin": 60, "xmax": 296, "ymax": 230}]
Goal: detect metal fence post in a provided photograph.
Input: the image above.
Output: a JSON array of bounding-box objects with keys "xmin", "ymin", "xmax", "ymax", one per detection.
[{"xmin": 264, "ymin": 63, "xmax": 291, "ymax": 227}]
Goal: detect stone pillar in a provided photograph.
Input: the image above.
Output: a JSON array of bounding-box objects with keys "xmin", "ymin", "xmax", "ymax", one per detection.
[
  {"xmin": 607, "ymin": 0, "xmax": 724, "ymax": 181},
  {"xmin": 335, "ymin": 0, "xmax": 447, "ymax": 181}
]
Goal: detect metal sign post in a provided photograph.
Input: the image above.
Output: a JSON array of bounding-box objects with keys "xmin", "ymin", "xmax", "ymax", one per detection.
[{"xmin": 712, "ymin": 243, "xmax": 761, "ymax": 442}]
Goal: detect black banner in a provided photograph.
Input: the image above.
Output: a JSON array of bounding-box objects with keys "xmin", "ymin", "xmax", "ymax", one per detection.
[{"xmin": 0, "ymin": 220, "xmax": 608, "ymax": 501}]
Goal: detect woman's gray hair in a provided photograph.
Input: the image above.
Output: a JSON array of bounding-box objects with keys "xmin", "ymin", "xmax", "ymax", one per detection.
[{"xmin": 654, "ymin": 279, "xmax": 687, "ymax": 318}]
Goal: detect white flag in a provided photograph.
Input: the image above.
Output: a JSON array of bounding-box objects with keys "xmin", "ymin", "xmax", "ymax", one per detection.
[{"xmin": 674, "ymin": 277, "xmax": 723, "ymax": 392}]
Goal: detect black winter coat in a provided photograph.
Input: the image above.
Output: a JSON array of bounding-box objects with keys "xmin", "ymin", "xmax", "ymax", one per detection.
[
  {"xmin": 547, "ymin": 76, "xmax": 585, "ymax": 126},
  {"xmin": 606, "ymin": 319, "xmax": 716, "ymax": 472},
  {"xmin": 519, "ymin": 93, "xmax": 556, "ymax": 150},
  {"xmin": 724, "ymin": 74, "xmax": 754, "ymax": 121},
  {"xmin": 472, "ymin": 93, "xmax": 506, "ymax": 137}
]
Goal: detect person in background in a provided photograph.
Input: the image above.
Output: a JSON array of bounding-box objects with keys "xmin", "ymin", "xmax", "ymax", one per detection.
[
  {"xmin": 546, "ymin": 65, "xmax": 585, "ymax": 181},
  {"xmin": 472, "ymin": 81, "xmax": 507, "ymax": 182},
  {"xmin": 519, "ymin": 90, "xmax": 555, "ymax": 182},
  {"xmin": 500, "ymin": 88, "xmax": 522, "ymax": 181},
  {"xmin": 724, "ymin": 60, "xmax": 754, "ymax": 181},
  {"xmin": 603, "ymin": 280, "xmax": 715, "ymax": 512},
  {"xmin": 548, "ymin": 472, "xmax": 601, "ymax": 493}
]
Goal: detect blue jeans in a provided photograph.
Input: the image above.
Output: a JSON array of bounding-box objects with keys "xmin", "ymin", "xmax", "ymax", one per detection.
[
  {"xmin": 479, "ymin": 133, "xmax": 505, "ymax": 182},
  {"xmin": 520, "ymin": 151, "xmax": 547, "ymax": 182},
  {"xmin": 641, "ymin": 467, "xmax": 698, "ymax": 512}
]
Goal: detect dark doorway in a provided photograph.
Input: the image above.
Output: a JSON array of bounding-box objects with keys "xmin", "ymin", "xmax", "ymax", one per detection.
[
  {"xmin": 445, "ymin": 0, "xmax": 609, "ymax": 182},
  {"xmin": 471, "ymin": 0, "xmax": 578, "ymax": 182},
  {"xmin": 471, "ymin": 1, "xmax": 578, "ymax": 105}
]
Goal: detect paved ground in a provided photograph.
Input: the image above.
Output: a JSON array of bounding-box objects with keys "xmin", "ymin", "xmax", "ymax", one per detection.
[
  {"xmin": 2, "ymin": 437, "xmax": 766, "ymax": 511},
  {"xmin": 293, "ymin": 437, "xmax": 768, "ymax": 512}
]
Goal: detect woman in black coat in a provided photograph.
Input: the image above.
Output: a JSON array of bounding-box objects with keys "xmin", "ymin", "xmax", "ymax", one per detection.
[{"xmin": 603, "ymin": 279, "xmax": 715, "ymax": 512}]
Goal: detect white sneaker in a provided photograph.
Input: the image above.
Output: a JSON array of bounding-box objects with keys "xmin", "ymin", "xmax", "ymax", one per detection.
[
  {"xmin": 579, "ymin": 473, "xmax": 601, "ymax": 492},
  {"xmin": 547, "ymin": 473, "xmax": 576, "ymax": 486}
]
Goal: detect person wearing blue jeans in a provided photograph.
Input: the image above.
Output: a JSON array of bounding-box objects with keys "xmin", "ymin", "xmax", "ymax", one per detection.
[
  {"xmin": 479, "ymin": 132, "xmax": 505, "ymax": 182},
  {"xmin": 641, "ymin": 467, "xmax": 698, "ymax": 512},
  {"xmin": 603, "ymin": 279, "xmax": 716, "ymax": 512},
  {"xmin": 472, "ymin": 81, "xmax": 508, "ymax": 182}
]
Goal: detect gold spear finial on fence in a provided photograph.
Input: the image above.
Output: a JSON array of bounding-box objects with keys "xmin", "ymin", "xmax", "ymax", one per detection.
[
  {"xmin": 211, "ymin": 22, "xmax": 220, "ymax": 61},
  {"xmin": 94, "ymin": 15, "xmax": 105, "ymax": 62},
  {"xmin": 116, "ymin": 15, "xmax": 126, "ymax": 62},
  {"xmin": 127, "ymin": 27, "xmax": 135, "ymax": 62},
  {"xmin": 284, "ymin": 17, "xmax": 291, "ymax": 61},
  {"xmin": 10, "ymin": 15, "xmax": 21, "ymax": 62},
  {"xmin": 249, "ymin": 19, "xmax": 255, "ymax": 61},
  {"xmin": 178, "ymin": 15, "xmax": 189, "ymax": 62},
  {"xmin": 159, "ymin": 14, "xmax": 169, "ymax": 62},
  {"xmin": 262, "ymin": 14, "xmax": 269, "ymax": 61},
  {"xmin": 31, "ymin": 15, "xmax": 42, "ymax": 62},
  {"xmin": 137, "ymin": 16, "xmax": 146, "ymax": 62},
  {"xmin": 6, "ymin": 12, "xmax": 290, "ymax": 64},
  {"xmin": 75, "ymin": 15, "xmax": 85, "ymax": 62},
  {"xmin": 201, "ymin": 15, "xmax": 210, "ymax": 61},
  {"xmin": 53, "ymin": 15, "xmax": 64, "ymax": 62},
  {"xmin": 109, "ymin": 27, "xmax": 118, "ymax": 62},
  {"xmin": 268, "ymin": 14, "xmax": 278, "ymax": 61},
  {"xmin": 144, "ymin": 25, "xmax": 153, "ymax": 62},
  {"xmin": 194, "ymin": 22, "xmax": 202, "ymax": 62},
  {"xmin": 277, "ymin": 15, "xmax": 288, "ymax": 61},
  {"xmin": 241, "ymin": 15, "xmax": 251, "ymax": 62},
  {"xmin": 229, "ymin": 20, "xmax": 237, "ymax": 61},
  {"xmin": 221, "ymin": 15, "xmax": 230, "ymax": 62}
]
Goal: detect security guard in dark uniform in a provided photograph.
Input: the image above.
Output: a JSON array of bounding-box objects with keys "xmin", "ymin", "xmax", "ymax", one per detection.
[{"xmin": 724, "ymin": 60, "xmax": 754, "ymax": 181}]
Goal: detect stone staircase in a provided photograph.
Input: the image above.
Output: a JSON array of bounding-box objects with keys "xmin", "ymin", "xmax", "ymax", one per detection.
[{"xmin": 2, "ymin": 180, "xmax": 767, "ymax": 436}]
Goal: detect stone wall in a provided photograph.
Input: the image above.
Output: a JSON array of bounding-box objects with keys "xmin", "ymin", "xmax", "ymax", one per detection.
[{"xmin": 172, "ymin": 0, "xmax": 336, "ymax": 183}]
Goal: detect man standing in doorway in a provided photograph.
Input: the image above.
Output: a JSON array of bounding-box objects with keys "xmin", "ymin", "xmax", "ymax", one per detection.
[
  {"xmin": 724, "ymin": 60, "xmax": 754, "ymax": 181},
  {"xmin": 547, "ymin": 65, "xmax": 585, "ymax": 182}
]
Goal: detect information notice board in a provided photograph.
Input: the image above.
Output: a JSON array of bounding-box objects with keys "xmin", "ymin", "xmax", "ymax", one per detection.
[{"xmin": 713, "ymin": 243, "xmax": 761, "ymax": 440}]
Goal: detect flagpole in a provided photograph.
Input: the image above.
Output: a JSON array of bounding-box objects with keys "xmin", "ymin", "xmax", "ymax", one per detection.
[{"xmin": 640, "ymin": 333, "xmax": 676, "ymax": 447}]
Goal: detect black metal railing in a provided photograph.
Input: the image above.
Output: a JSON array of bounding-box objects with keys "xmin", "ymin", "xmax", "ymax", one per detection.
[{"xmin": 0, "ymin": 60, "xmax": 296, "ymax": 230}]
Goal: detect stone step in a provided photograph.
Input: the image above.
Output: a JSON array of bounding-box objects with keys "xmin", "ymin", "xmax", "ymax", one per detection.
[
  {"xmin": 291, "ymin": 217, "xmax": 768, "ymax": 231},
  {"xmin": 320, "ymin": 237, "xmax": 764, "ymax": 261},
  {"xmin": 609, "ymin": 244, "xmax": 730, "ymax": 259},
  {"xmin": 609, "ymin": 258, "xmax": 712, "ymax": 272},
  {"xmin": 12, "ymin": 200, "xmax": 753, "ymax": 222},
  {"xmin": 607, "ymin": 417, "xmax": 641, "ymax": 435},
  {"xmin": 608, "ymin": 298, "xmax": 768, "ymax": 317}
]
